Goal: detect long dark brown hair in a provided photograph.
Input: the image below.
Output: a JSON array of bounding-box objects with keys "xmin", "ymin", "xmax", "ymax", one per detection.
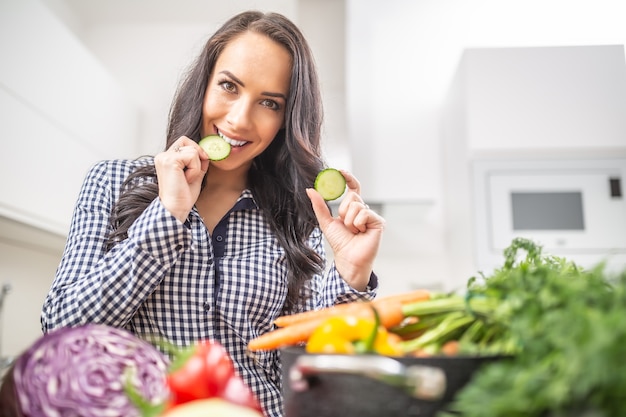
[{"xmin": 107, "ymin": 11, "xmax": 326, "ymax": 312}]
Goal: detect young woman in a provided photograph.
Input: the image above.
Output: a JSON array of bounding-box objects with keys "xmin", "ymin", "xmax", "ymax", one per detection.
[{"xmin": 41, "ymin": 10, "xmax": 385, "ymax": 417}]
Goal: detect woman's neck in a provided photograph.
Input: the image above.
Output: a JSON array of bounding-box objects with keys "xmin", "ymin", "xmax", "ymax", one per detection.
[
  {"xmin": 196, "ymin": 165, "xmax": 250, "ymax": 233},
  {"xmin": 202, "ymin": 164, "xmax": 249, "ymax": 194}
]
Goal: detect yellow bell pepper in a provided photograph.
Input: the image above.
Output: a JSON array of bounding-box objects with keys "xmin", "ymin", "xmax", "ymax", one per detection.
[{"xmin": 305, "ymin": 314, "xmax": 402, "ymax": 356}]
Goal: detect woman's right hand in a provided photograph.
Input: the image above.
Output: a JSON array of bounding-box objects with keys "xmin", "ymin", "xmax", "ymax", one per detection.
[{"xmin": 154, "ymin": 136, "xmax": 210, "ymax": 223}]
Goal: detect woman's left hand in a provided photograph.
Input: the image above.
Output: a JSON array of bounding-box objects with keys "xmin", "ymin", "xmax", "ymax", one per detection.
[{"xmin": 306, "ymin": 170, "xmax": 385, "ymax": 291}]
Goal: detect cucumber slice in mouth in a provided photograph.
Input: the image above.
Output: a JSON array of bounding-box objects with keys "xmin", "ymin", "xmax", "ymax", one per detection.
[
  {"xmin": 199, "ymin": 135, "xmax": 231, "ymax": 161},
  {"xmin": 314, "ymin": 168, "xmax": 346, "ymax": 201}
]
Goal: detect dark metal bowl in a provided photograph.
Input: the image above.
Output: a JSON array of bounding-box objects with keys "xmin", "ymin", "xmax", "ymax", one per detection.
[{"xmin": 281, "ymin": 347, "xmax": 505, "ymax": 417}]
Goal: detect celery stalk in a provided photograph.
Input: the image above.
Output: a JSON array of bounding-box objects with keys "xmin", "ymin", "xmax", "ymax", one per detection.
[{"xmin": 400, "ymin": 311, "xmax": 475, "ymax": 353}]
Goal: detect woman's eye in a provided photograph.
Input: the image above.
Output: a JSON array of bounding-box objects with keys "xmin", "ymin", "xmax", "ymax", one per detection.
[
  {"xmin": 261, "ymin": 99, "xmax": 280, "ymax": 110},
  {"xmin": 220, "ymin": 81, "xmax": 236, "ymax": 93}
]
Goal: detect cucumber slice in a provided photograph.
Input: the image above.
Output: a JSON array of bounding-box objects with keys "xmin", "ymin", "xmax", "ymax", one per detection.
[
  {"xmin": 199, "ymin": 135, "xmax": 231, "ymax": 161},
  {"xmin": 314, "ymin": 168, "xmax": 346, "ymax": 201}
]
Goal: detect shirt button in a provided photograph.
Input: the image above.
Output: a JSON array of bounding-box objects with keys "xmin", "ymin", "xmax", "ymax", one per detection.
[
  {"xmin": 216, "ymin": 235, "xmax": 224, "ymax": 242},
  {"xmin": 203, "ymin": 302, "xmax": 211, "ymax": 311}
]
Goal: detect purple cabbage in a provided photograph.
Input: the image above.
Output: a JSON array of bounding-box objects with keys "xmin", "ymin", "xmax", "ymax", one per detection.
[{"xmin": 12, "ymin": 324, "xmax": 169, "ymax": 417}]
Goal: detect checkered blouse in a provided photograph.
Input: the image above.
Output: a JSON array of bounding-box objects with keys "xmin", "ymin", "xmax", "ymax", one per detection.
[{"xmin": 41, "ymin": 157, "xmax": 377, "ymax": 417}]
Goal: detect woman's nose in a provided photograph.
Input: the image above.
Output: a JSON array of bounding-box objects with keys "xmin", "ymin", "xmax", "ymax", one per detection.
[{"xmin": 226, "ymin": 99, "xmax": 253, "ymax": 130}]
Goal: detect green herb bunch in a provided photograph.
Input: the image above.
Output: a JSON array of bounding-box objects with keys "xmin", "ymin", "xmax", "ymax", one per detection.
[{"xmin": 443, "ymin": 238, "xmax": 626, "ymax": 417}]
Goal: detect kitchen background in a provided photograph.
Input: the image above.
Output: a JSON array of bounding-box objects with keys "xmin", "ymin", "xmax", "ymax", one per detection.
[{"xmin": 1, "ymin": 0, "xmax": 625, "ymax": 363}]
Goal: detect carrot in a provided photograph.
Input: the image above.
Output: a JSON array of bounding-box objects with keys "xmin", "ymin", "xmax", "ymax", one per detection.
[
  {"xmin": 273, "ymin": 289, "xmax": 431, "ymax": 328},
  {"xmin": 366, "ymin": 298, "xmax": 406, "ymax": 328},
  {"xmin": 375, "ymin": 289, "xmax": 432, "ymax": 305},
  {"xmin": 273, "ymin": 302, "xmax": 363, "ymax": 328},
  {"xmin": 441, "ymin": 340, "xmax": 460, "ymax": 356},
  {"xmin": 247, "ymin": 294, "xmax": 424, "ymax": 351},
  {"xmin": 247, "ymin": 319, "xmax": 322, "ymax": 351}
]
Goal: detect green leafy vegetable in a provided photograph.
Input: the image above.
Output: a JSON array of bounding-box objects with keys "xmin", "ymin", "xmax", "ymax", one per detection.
[{"xmin": 434, "ymin": 238, "xmax": 626, "ymax": 417}]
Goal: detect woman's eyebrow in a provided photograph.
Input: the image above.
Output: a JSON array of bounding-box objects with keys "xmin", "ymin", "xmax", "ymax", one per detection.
[
  {"xmin": 219, "ymin": 70, "xmax": 287, "ymax": 100},
  {"xmin": 219, "ymin": 70, "xmax": 244, "ymax": 86},
  {"xmin": 262, "ymin": 91, "xmax": 287, "ymax": 100}
]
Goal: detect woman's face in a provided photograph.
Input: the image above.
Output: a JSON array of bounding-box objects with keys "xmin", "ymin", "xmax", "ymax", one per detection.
[{"xmin": 201, "ymin": 31, "xmax": 292, "ymax": 171}]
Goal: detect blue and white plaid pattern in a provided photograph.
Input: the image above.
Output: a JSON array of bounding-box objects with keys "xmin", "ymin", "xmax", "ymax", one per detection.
[{"xmin": 41, "ymin": 158, "xmax": 377, "ymax": 417}]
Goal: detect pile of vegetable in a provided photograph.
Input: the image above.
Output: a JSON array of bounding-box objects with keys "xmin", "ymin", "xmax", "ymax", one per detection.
[
  {"xmin": 247, "ymin": 289, "xmax": 431, "ymax": 353},
  {"xmin": 6, "ymin": 324, "xmax": 262, "ymax": 417},
  {"xmin": 249, "ymin": 237, "xmax": 626, "ymax": 417},
  {"xmin": 440, "ymin": 239, "xmax": 626, "ymax": 417}
]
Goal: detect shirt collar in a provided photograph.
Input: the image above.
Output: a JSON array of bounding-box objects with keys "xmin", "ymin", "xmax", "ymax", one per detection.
[{"xmin": 234, "ymin": 189, "xmax": 259, "ymax": 211}]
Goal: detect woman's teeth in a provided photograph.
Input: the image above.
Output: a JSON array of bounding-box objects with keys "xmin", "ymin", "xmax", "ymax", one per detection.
[{"xmin": 218, "ymin": 132, "xmax": 248, "ymax": 147}]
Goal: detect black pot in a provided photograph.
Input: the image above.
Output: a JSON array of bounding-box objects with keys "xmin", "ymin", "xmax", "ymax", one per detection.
[{"xmin": 281, "ymin": 347, "xmax": 503, "ymax": 417}]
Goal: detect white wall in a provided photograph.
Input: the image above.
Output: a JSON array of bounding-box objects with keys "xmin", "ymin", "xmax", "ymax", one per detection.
[
  {"xmin": 463, "ymin": 45, "xmax": 626, "ymax": 151},
  {"xmin": 0, "ymin": 232, "xmax": 63, "ymax": 360}
]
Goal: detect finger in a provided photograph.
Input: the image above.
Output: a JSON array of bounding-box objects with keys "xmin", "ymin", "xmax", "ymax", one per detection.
[
  {"xmin": 336, "ymin": 192, "xmax": 365, "ymax": 219},
  {"xmin": 306, "ymin": 188, "xmax": 333, "ymax": 231},
  {"xmin": 169, "ymin": 136, "xmax": 191, "ymax": 151},
  {"xmin": 352, "ymin": 206, "xmax": 371, "ymax": 233},
  {"xmin": 161, "ymin": 142, "xmax": 208, "ymax": 182},
  {"xmin": 183, "ymin": 151, "xmax": 209, "ymax": 183},
  {"xmin": 342, "ymin": 201, "xmax": 368, "ymax": 234},
  {"xmin": 349, "ymin": 204, "xmax": 386, "ymax": 235},
  {"xmin": 170, "ymin": 137, "xmax": 210, "ymax": 161},
  {"xmin": 339, "ymin": 169, "xmax": 361, "ymax": 194}
]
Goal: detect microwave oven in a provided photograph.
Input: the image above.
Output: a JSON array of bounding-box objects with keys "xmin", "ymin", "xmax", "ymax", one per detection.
[{"xmin": 472, "ymin": 157, "xmax": 626, "ymax": 273}]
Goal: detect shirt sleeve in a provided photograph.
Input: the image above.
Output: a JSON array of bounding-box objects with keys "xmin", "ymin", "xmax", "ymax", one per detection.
[
  {"xmin": 40, "ymin": 160, "xmax": 192, "ymax": 332},
  {"xmin": 303, "ymin": 228, "xmax": 378, "ymax": 312}
]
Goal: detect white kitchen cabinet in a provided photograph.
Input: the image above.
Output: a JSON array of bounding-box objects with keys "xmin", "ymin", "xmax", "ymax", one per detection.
[
  {"xmin": 0, "ymin": 0, "xmax": 139, "ymax": 238},
  {"xmin": 0, "ymin": 88, "xmax": 99, "ymax": 235}
]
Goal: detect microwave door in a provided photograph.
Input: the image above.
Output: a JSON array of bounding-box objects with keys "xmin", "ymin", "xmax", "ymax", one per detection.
[{"xmin": 488, "ymin": 172, "xmax": 626, "ymax": 253}]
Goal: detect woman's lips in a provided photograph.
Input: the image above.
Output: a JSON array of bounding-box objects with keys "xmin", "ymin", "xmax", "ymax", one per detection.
[{"xmin": 217, "ymin": 130, "xmax": 248, "ymax": 147}]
